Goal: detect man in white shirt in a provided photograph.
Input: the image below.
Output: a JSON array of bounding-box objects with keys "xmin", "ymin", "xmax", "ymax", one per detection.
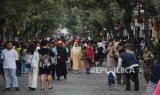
[{"xmin": 1, "ymin": 41, "xmax": 19, "ymax": 91}]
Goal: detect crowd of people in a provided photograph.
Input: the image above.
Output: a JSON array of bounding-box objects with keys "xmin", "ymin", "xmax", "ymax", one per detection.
[{"xmin": 0, "ymin": 36, "xmax": 159, "ymax": 95}]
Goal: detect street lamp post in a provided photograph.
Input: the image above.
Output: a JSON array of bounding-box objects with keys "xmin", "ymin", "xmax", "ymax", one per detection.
[{"xmin": 103, "ymin": 28, "xmax": 107, "ymax": 40}]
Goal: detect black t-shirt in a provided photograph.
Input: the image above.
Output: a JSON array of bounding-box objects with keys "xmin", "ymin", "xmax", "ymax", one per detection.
[
  {"xmin": 38, "ymin": 48, "xmax": 54, "ymax": 57},
  {"xmin": 38, "ymin": 48, "xmax": 55, "ymax": 68}
]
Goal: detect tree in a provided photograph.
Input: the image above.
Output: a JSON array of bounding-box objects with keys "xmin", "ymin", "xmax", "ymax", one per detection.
[
  {"xmin": 152, "ymin": 0, "xmax": 160, "ymax": 14},
  {"xmin": 115, "ymin": 0, "xmax": 137, "ymax": 51},
  {"xmin": 61, "ymin": 0, "xmax": 124, "ymax": 41},
  {"xmin": 0, "ymin": 0, "xmax": 61, "ymax": 41}
]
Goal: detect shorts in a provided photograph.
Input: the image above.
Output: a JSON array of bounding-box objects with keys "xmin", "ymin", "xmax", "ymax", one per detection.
[{"xmin": 39, "ymin": 65, "xmax": 52, "ymax": 75}]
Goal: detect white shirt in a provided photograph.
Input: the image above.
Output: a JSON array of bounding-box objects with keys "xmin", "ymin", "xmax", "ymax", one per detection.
[
  {"xmin": 117, "ymin": 57, "xmax": 123, "ymax": 68},
  {"xmin": 32, "ymin": 51, "xmax": 39, "ymax": 68},
  {"xmin": 26, "ymin": 51, "xmax": 39, "ymax": 68},
  {"xmin": 1, "ymin": 49, "xmax": 19, "ymax": 69}
]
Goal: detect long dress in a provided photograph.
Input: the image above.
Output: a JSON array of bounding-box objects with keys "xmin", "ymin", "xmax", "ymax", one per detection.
[
  {"xmin": 85, "ymin": 47, "xmax": 94, "ymax": 70},
  {"xmin": 107, "ymin": 46, "xmax": 116, "ymax": 68},
  {"xmin": 70, "ymin": 47, "xmax": 82, "ymax": 70},
  {"xmin": 56, "ymin": 47, "xmax": 68, "ymax": 77}
]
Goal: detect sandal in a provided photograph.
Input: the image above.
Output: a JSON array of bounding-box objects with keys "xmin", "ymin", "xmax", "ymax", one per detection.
[
  {"xmin": 48, "ymin": 86, "xmax": 53, "ymax": 89},
  {"xmin": 41, "ymin": 88, "xmax": 45, "ymax": 90}
]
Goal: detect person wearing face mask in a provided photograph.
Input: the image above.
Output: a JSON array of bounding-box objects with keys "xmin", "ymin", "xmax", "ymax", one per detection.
[{"xmin": 70, "ymin": 42, "xmax": 82, "ymax": 74}]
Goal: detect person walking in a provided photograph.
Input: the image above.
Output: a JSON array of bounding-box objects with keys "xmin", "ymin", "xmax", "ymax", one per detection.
[
  {"xmin": 26, "ymin": 43, "xmax": 39, "ymax": 91},
  {"xmin": 1, "ymin": 41, "xmax": 19, "ymax": 91},
  {"xmin": 97, "ymin": 40, "xmax": 104, "ymax": 66},
  {"xmin": 65, "ymin": 41, "xmax": 72, "ymax": 71},
  {"xmin": 21, "ymin": 44, "xmax": 28, "ymax": 75},
  {"xmin": 15, "ymin": 43, "xmax": 22, "ymax": 76},
  {"xmin": 70, "ymin": 42, "xmax": 82, "ymax": 74},
  {"xmin": 49, "ymin": 41, "xmax": 58, "ymax": 80},
  {"xmin": 85, "ymin": 43, "xmax": 94, "ymax": 74},
  {"xmin": 56, "ymin": 40, "xmax": 68, "ymax": 80},
  {"xmin": 38, "ymin": 40, "xmax": 55, "ymax": 90},
  {"xmin": 142, "ymin": 46, "xmax": 154, "ymax": 86},
  {"xmin": 106, "ymin": 42, "xmax": 116, "ymax": 68}
]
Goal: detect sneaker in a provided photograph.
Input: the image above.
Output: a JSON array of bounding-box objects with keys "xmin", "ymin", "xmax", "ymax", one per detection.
[
  {"xmin": 74, "ymin": 71, "xmax": 78, "ymax": 74},
  {"xmin": 15, "ymin": 87, "xmax": 20, "ymax": 91},
  {"xmin": 109, "ymin": 86, "xmax": 112, "ymax": 90},
  {"xmin": 3, "ymin": 88, "xmax": 11, "ymax": 91}
]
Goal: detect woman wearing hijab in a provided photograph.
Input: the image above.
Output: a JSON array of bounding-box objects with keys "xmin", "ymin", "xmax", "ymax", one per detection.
[{"xmin": 70, "ymin": 42, "xmax": 82, "ymax": 74}]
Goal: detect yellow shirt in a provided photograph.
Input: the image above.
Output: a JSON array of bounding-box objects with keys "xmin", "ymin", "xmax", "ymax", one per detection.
[{"xmin": 16, "ymin": 48, "xmax": 22, "ymax": 59}]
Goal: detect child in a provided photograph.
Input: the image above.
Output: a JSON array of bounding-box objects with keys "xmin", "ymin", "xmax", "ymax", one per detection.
[{"xmin": 107, "ymin": 71, "xmax": 116, "ymax": 90}]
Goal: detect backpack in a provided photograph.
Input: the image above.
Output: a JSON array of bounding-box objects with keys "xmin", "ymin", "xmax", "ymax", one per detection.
[{"xmin": 108, "ymin": 72, "xmax": 114, "ymax": 80}]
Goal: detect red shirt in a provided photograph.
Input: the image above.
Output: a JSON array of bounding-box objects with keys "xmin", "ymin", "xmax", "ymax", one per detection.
[{"xmin": 85, "ymin": 47, "xmax": 93, "ymax": 60}]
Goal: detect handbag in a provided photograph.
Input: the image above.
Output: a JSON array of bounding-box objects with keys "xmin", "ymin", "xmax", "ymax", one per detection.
[
  {"xmin": 152, "ymin": 80, "xmax": 160, "ymax": 95},
  {"xmin": 26, "ymin": 54, "xmax": 34, "ymax": 68}
]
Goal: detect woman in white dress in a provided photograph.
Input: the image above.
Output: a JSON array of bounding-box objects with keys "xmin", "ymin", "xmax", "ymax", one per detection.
[{"xmin": 26, "ymin": 43, "xmax": 39, "ymax": 91}]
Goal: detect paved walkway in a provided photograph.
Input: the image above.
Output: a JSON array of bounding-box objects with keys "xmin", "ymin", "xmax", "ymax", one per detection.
[{"xmin": 0, "ymin": 61, "xmax": 146, "ymax": 95}]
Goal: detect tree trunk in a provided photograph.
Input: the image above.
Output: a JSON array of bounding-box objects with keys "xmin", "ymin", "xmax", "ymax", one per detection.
[
  {"xmin": 124, "ymin": 10, "xmax": 135, "ymax": 52},
  {"xmin": 144, "ymin": 0, "xmax": 152, "ymax": 49}
]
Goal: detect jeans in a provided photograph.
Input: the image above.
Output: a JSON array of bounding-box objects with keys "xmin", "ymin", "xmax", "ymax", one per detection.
[
  {"xmin": 4, "ymin": 68, "xmax": 19, "ymax": 88},
  {"xmin": 21, "ymin": 59, "xmax": 28, "ymax": 74},
  {"xmin": 108, "ymin": 77, "xmax": 115, "ymax": 86}
]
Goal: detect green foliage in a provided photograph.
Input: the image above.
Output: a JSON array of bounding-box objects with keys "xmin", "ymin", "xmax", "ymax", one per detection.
[
  {"xmin": 60, "ymin": 0, "xmax": 124, "ymax": 40},
  {"xmin": 0, "ymin": 0, "xmax": 61, "ymax": 39},
  {"xmin": 152, "ymin": 0, "xmax": 160, "ymax": 15}
]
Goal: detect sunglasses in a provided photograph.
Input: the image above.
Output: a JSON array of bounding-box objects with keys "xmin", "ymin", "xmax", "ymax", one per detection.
[{"xmin": 58, "ymin": 43, "xmax": 63, "ymax": 45}]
